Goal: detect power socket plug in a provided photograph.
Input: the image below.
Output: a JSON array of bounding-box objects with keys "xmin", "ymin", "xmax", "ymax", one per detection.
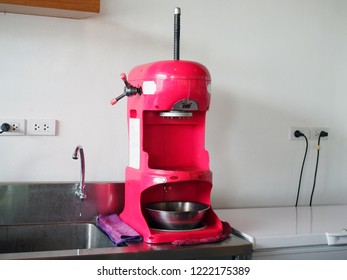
[{"xmin": 0, "ymin": 119, "xmax": 26, "ymax": 136}]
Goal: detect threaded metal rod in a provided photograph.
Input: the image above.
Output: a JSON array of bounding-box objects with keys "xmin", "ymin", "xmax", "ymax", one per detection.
[{"xmin": 174, "ymin": 7, "xmax": 181, "ymax": 60}]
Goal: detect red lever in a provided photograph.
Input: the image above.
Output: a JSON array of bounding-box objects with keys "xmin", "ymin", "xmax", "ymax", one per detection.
[
  {"xmin": 120, "ymin": 73, "xmax": 128, "ymax": 84},
  {"xmin": 110, "ymin": 98, "xmax": 118, "ymax": 105}
]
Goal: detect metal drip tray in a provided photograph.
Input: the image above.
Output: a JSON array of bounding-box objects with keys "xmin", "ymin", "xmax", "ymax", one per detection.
[{"xmin": 150, "ymin": 223, "xmax": 207, "ymax": 232}]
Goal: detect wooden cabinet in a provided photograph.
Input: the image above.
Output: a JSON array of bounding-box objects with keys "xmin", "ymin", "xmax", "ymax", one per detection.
[{"xmin": 0, "ymin": 0, "xmax": 100, "ymax": 19}]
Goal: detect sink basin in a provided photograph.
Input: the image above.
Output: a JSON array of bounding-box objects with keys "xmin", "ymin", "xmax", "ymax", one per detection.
[{"xmin": 0, "ymin": 223, "xmax": 115, "ymax": 254}]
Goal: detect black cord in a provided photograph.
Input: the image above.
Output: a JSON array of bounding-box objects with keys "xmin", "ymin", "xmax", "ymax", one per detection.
[
  {"xmin": 294, "ymin": 130, "xmax": 308, "ymax": 207},
  {"xmin": 309, "ymin": 131, "xmax": 328, "ymax": 206}
]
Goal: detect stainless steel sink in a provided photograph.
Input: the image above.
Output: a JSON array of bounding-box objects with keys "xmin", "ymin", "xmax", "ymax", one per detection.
[{"xmin": 0, "ymin": 223, "xmax": 115, "ymax": 254}]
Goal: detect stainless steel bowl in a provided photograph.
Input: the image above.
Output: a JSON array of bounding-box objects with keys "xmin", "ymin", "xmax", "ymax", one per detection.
[{"xmin": 145, "ymin": 201, "xmax": 210, "ymax": 230}]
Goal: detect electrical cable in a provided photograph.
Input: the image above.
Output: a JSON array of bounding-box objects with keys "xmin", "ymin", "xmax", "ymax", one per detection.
[
  {"xmin": 294, "ymin": 130, "xmax": 308, "ymax": 207},
  {"xmin": 309, "ymin": 131, "xmax": 328, "ymax": 206}
]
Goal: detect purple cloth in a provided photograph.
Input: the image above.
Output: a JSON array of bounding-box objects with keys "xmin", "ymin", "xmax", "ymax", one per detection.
[
  {"xmin": 97, "ymin": 214, "xmax": 142, "ymax": 246},
  {"xmin": 172, "ymin": 221, "xmax": 232, "ymax": 246}
]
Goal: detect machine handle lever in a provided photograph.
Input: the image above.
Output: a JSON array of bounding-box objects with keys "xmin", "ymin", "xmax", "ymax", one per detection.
[
  {"xmin": 120, "ymin": 73, "xmax": 130, "ymax": 87},
  {"xmin": 110, "ymin": 73, "xmax": 142, "ymax": 105},
  {"xmin": 110, "ymin": 93, "xmax": 126, "ymax": 105}
]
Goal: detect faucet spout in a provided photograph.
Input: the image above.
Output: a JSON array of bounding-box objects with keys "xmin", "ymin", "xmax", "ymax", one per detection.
[{"xmin": 72, "ymin": 145, "xmax": 87, "ymax": 201}]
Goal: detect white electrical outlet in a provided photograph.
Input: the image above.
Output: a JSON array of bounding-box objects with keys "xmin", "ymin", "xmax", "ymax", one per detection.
[
  {"xmin": 310, "ymin": 127, "xmax": 329, "ymax": 140},
  {"xmin": 0, "ymin": 119, "xmax": 26, "ymax": 136},
  {"xmin": 289, "ymin": 127, "xmax": 310, "ymax": 141},
  {"xmin": 27, "ymin": 119, "xmax": 56, "ymax": 136}
]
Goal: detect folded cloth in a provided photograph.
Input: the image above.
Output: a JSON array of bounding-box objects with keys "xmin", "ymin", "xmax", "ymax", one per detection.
[
  {"xmin": 97, "ymin": 214, "xmax": 142, "ymax": 246},
  {"xmin": 172, "ymin": 221, "xmax": 232, "ymax": 246}
]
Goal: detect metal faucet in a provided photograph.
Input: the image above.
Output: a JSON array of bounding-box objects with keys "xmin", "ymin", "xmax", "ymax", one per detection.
[{"xmin": 72, "ymin": 145, "xmax": 87, "ymax": 201}]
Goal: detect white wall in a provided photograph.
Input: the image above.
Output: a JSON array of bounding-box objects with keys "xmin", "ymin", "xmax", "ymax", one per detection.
[{"xmin": 1, "ymin": 0, "xmax": 347, "ymax": 208}]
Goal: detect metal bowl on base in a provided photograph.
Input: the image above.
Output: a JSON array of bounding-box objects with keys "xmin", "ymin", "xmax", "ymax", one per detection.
[{"xmin": 145, "ymin": 201, "xmax": 210, "ymax": 230}]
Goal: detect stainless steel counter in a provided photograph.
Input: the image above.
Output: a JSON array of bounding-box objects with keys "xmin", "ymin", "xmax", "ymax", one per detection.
[
  {"xmin": 0, "ymin": 235, "xmax": 251, "ymax": 260},
  {"xmin": 0, "ymin": 183, "xmax": 251, "ymax": 260}
]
